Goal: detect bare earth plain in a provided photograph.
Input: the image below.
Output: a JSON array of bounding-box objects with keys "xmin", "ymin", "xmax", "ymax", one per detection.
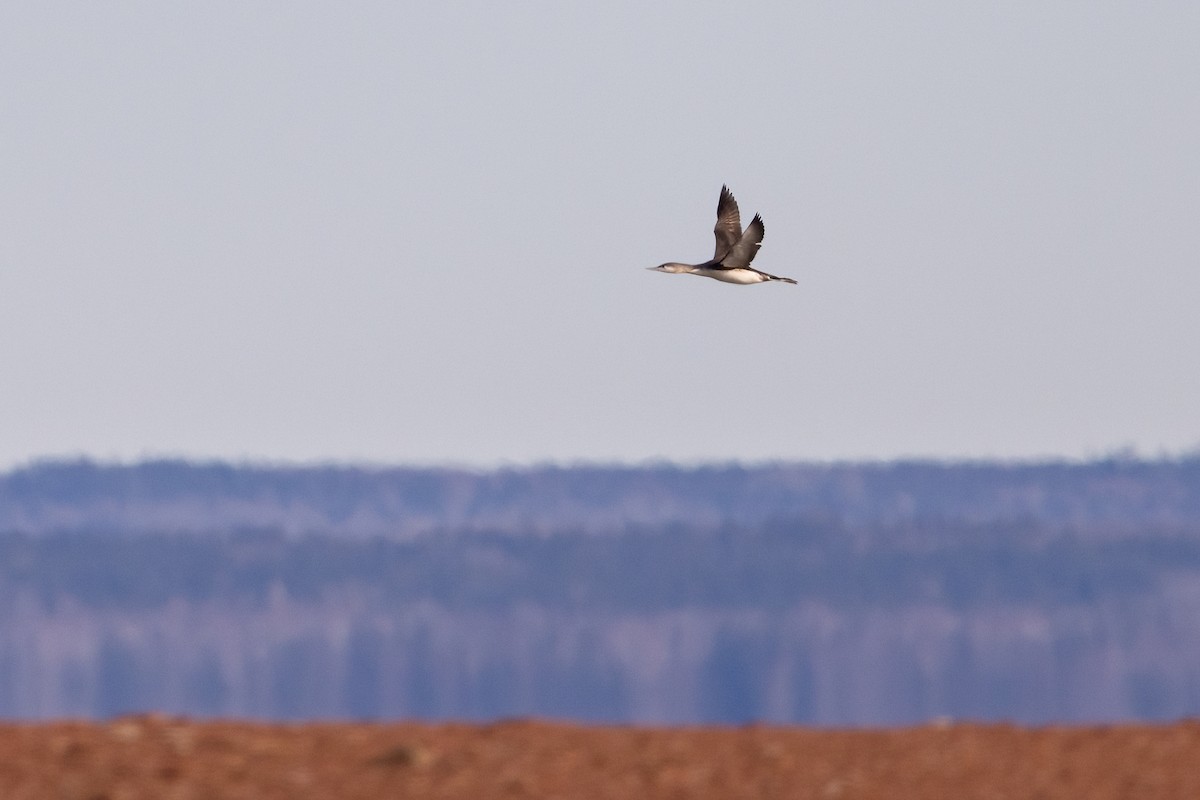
[{"xmin": 1, "ymin": 716, "xmax": 1199, "ymax": 800}]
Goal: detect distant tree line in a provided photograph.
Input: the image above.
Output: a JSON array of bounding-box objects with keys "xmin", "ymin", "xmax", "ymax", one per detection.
[
  {"xmin": 3, "ymin": 457, "xmax": 1200, "ymax": 723},
  {"xmin": 2, "ymin": 517, "xmax": 1197, "ymax": 614},
  {"xmin": 4, "ymin": 457, "xmax": 1200, "ymax": 537}
]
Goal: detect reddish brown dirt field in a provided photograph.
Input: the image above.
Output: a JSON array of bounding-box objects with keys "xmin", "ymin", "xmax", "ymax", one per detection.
[{"xmin": 1, "ymin": 716, "xmax": 1198, "ymax": 800}]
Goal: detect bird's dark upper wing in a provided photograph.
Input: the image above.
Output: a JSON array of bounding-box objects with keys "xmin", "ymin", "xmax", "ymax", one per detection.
[
  {"xmin": 713, "ymin": 185, "xmax": 743, "ymax": 261},
  {"xmin": 718, "ymin": 213, "xmax": 764, "ymax": 269}
]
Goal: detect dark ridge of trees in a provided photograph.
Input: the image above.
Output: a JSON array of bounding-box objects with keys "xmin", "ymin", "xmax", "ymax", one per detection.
[
  {"xmin": 1, "ymin": 517, "xmax": 1197, "ymax": 615},
  {"xmin": 3, "ymin": 457, "xmax": 1200, "ymax": 538}
]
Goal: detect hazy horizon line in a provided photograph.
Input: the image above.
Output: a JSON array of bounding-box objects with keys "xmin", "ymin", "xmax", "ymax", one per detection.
[{"xmin": 5, "ymin": 446, "xmax": 1199, "ymax": 476}]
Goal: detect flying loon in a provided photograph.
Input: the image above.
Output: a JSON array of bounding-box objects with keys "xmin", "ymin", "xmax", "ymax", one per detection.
[{"xmin": 648, "ymin": 185, "xmax": 797, "ymax": 285}]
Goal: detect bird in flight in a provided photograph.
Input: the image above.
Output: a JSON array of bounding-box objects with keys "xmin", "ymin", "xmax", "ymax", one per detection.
[{"xmin": 648, "ymin": 185, "xmax": 796, "ymax": 285}]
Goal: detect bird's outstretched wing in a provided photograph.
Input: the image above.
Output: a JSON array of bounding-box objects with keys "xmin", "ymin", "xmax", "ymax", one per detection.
[
  {"xmin": 713, "ymin": 185, "xmax": 743, "ymax": 261},
  {"xmin": 718, "ymin": 213, "xmax": 764, "ymax": 269}
]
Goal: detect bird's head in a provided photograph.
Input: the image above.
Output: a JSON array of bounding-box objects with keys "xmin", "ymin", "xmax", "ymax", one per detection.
[{"xmin": 648, "ymin": 262, "xmax": 693, "ymax": 275}]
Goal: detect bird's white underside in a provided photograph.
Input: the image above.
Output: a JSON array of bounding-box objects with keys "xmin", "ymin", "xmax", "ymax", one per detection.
[{"xmin": 692, "ymin": 267, "xmax": 771, "ymax": 284}]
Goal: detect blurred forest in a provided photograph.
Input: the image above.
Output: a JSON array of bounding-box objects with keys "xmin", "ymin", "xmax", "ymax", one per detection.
[{"xmin": 1, "ymin": 457, "xmax": 1199, "ymax": 723}]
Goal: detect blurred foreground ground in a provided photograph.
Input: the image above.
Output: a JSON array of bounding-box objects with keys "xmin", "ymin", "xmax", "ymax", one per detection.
[{"xmin": 1, "ymin": 716, "xmax": 1198, "ymax": 799}]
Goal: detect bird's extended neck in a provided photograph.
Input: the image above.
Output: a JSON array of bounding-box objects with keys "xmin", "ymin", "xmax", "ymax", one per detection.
[{"xmin": 654, "ymin": 262, "xmax": 700, "ymax": 275}]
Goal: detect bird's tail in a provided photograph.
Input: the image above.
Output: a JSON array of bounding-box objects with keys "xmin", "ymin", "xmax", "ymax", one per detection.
[{"xmin": 767, "ymin": 274, "xmax": 798, "ymax": 285}]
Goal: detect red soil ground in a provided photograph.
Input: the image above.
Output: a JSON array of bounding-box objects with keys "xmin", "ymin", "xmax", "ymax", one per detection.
[{"xmin": 1, "ymin": 716, "xmax": 1198, "ymax": 799}]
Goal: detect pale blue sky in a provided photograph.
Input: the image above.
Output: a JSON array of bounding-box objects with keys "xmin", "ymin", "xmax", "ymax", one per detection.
[{"xmin": 2, "ymin": 2, "xmax": 1198, "ymax": 468}]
